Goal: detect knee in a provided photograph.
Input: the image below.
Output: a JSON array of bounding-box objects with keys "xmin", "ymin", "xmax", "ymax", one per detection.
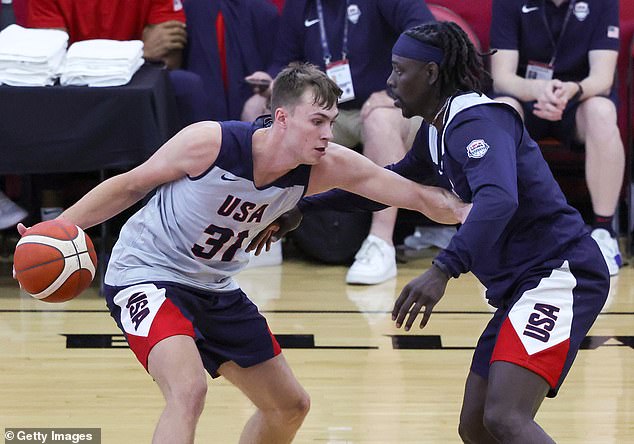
[
  {"xmin": 273, "ymin": 390, "xmax": 311, "ymax": 427},
  {"xmin": 578, "ymin": 97, "xmax": 618, "ymax": 131},
  {"xmin": 241, "ymin": 94, "xmax": 269, "ymax": 122},
  {"xmin": 482, "ymin": 404, "xmax": 522, "ymax": 441},
  {"xmin": 361, "ymin": 105, "xmax": 401, "ymax": 131},
  {"xmin": 168, "ymin": 377, "xmax": 208, "ymax": 418},
  {"xmin": 287, "ymin": 391, "xmax": 311, "ymax": 424}
]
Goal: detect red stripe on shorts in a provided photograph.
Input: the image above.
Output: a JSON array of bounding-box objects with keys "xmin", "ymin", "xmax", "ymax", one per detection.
[
  {"xmin": 126, "ymin": 298, "xmax": 196, "ymax": 370},
  {"xmin": 491, "ymin": 318, "xmax": 570, "ymax": 388},
  {"xmin": 267, "ymin": 326, "xmax": 282, "ymax": 356}
]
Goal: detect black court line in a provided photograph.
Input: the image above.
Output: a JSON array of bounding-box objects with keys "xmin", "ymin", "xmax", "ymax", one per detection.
[
  {"xmin": 63, "ymin": 334, "xmax": 379, "ymax": 350},
  {"xmin": 62, "ymin": 334, "xmax": 634, "ymax": 351}
]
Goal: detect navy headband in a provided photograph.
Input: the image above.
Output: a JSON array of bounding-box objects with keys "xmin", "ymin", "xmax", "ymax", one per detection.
[{"xmin": 392, "ymin": 33, "xmax": 444, "ymax": 64}]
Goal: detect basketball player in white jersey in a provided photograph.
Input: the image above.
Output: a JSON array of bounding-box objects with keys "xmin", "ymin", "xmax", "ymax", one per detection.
[{"xmin": 18, "ymin": 63, "xmax": 469, "ymax": 444}]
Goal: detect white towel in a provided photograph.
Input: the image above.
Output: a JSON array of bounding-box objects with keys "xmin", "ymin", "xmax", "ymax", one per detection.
[
  {"xmin": 65, "ymin": 39, "xmax": 143, "ymax": 63},
  {"xmin": 0, "ymin": 24, "xmax": 68, "ymax": 63},
  {"xmin": 60, "ymin": 39, "xmax": 145, "ymax": 87},
  {"xmin": 61, "ymin": 58, "xmax": 144, "ymax": 87},
  {"xmin": 0, "ymin": 25, "xmax": 68, "ymax": 85}
]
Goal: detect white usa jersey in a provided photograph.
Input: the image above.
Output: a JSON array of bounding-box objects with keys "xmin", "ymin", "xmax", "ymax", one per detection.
[{"xmin": 105, "ymin": 119, "xmax": 311, "ymax": 291}]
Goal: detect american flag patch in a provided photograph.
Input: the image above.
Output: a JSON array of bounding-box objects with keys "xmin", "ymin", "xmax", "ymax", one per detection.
[{"xmin": 607, "ymin": 26, "xmax": 619, "ymax": 39}]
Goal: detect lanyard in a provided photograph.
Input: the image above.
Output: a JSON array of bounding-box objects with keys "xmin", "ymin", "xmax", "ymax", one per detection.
[
  {"xmin": 316, "ymin": 0, "xmax": 349, "ymax": 65},
  {"xmin": 541, "ymin": 0, "xmax": 575, "ymax": 66}
]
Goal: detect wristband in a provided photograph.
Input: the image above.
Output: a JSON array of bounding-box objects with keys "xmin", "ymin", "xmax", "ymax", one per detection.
[{"xmin": 571, "ymin": 82, "xmax": 584, "ymax": 102}]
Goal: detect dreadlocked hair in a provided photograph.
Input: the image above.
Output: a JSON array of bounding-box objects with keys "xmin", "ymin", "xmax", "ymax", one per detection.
[{"xmin": 404, "ymin": 22, "xmax": 491, "ymax": 98}]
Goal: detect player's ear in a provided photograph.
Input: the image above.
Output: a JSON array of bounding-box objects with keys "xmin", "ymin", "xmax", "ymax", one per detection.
[
  {"xmin": 426, "ymin": 61, "xmax": 440, "ymax": 85},
  {"xmin": 274, "ymin": 107, "xmax": 289, "ymax": 128}
]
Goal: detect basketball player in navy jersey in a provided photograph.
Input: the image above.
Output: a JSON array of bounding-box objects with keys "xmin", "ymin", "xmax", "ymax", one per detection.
[
  {"xmin": 17, "ymin": 63, "xmax": 468, "ymax": 444},
  {"xmin": 254, "ymin": 23, "xmax": 610, "ymax": 443}
]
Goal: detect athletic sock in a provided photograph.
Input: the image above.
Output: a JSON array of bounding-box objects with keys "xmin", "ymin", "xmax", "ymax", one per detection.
[{"xmin": 592, "ymin": 214, "xmax": 615, "ymax": 237}]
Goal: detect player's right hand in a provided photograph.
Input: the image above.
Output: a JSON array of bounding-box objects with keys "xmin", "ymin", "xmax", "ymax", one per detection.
[
  {"xmin": 392, "ymin": 264, "xmax": 449, "ymax": 331},
  {"xmin": 17, "ymin": 222, "xmax": 27, "ymax": 236},
  {"xmin": 13, "ymin": 223, "xmax": 28, "ymax": 283}
]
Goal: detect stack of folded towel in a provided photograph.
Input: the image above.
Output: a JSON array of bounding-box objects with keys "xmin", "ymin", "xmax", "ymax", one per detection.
[
  {"xmin": 60, "ymin": 39, "xmax": 144, "ymax": 87},
  {"xmin": 0, "ymin": 24, "xmax": 68, "ymax": 86}
]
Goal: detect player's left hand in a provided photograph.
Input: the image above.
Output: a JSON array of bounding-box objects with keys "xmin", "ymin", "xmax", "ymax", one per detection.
[
  {"xmin": 392, "ymin": 264, "xmax": 449, "ymax": 331},
  {"xmin": 245, "ymin": 223, "xmax": 279, "ymax": 256},
  {"xmin": 245, "ymin": 206, "xmax": 304, "ymax": 255}
]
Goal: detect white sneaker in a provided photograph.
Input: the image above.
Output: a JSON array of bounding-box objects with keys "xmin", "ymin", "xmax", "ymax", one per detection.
[
  {"xmin": 246, "ymin": 241, "xmax": 282, "ymax": 268},
  {"xmin": 0, "ymin": 192, "xmax": 27, "ymax": 230},
  {"xmin": 346, "ymin": 234, "xmax": 397, "ymax": 285},
  {"xmin": 590, "ymin": 228, "xmax": 622, "ymax": 276}
]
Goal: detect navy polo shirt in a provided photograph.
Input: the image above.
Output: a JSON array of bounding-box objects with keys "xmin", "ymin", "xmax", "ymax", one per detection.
[
  {"xmin": 490, "ymin": 0, "xmax": 620, "ymax": 83},
  {"xmin": 269, "ymin": 0, "xmax": 434, "ymax": 109}
]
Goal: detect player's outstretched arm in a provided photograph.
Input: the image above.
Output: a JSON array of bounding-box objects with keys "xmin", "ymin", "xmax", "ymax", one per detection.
[
  {"xmin": 307, "ymin": 144, "xmax": 471, "ymax": 225},
  {"xmin": 59, "ymin": 121, "xmax": 221, "ymax": 230}
]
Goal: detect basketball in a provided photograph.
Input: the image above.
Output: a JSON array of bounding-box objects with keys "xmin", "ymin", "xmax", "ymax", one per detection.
[{"xmin": 13, "ymin": 220, "xmax": 98, "ymax": 303}]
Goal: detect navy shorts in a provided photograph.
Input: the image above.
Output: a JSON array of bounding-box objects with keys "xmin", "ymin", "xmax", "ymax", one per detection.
[
  {"xmin": 104, "ymin": 281, "xmax": 281, "ymax": 378},
  {"xmin": 470, "ymin": 235, "xmax": 609, "ymax": 397}
]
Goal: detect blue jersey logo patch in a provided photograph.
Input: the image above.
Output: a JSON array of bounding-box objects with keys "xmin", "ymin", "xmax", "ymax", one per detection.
[{"xmin": 466, "ymin": 139, "xmax": 489, "ymax": 159}]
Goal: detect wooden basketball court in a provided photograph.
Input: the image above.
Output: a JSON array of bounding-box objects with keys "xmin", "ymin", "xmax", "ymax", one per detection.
[{"xmin": 1, "ymin": 247, "xmax": 632, "ymax": 443}]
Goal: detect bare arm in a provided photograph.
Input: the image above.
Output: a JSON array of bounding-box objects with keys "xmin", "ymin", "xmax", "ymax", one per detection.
[
  {"xmin": 307, "ymin": 144, "xmax": 470, "ymax": 224},
  {"xmin": 570, "ymin": 49, "xmax": 618, "ymax": 100},
  {"xmin": 59, "ymin": 121, "xmax": 221, "ymax": 229},
  {"xmin": 142, "ymin": 21, "xmax": 187, "ymax": 69},
  {"xmin": 490, "ymin": 49, "xmax": 551, "ymax": 102}
]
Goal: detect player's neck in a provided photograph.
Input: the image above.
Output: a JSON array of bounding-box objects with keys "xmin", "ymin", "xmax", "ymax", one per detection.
[
  {"xmin": 430, "ymin": 96, "xmax": 450, "ymax": 131},
  {"xmin": 252, "ymin": 127, "xmax": 297, "ymax": 187}
]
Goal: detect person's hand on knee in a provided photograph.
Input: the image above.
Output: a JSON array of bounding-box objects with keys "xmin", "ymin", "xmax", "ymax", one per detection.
[{"xmin": 360, "ymin": 90, "xmax": 395, "ymax": 120}]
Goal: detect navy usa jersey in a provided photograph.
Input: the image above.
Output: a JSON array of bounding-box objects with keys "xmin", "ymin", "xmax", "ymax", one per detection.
[
  {"xmin": 429, "ymin": 93, "xmax": 587, "ymax": 304},
  {"xmin": 105, "ymin": 120, "xmax": 311, "ymax": 292},
  {"xmin": 300, "ymin": 93, "xmax": 589, "ymax": 306}
]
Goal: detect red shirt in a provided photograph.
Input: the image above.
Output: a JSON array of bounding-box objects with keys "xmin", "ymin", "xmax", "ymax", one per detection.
[{"xmin": 27, "ymin": 0, "xmax": 185, "ymax": 43}]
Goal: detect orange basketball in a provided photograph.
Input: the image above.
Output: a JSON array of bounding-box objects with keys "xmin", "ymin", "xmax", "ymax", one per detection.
[{"xmin": 13, "ymin": 220, "xmax": 98, "ymax": 303}]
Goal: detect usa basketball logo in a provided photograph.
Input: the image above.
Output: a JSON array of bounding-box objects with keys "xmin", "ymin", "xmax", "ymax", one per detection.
[
  {"xmin": 574, "ymin": 2, "xmax": 589, "ymax": 21},
  {"xmin": 466, "ymin": 139, "xmax": 489, "ymax": 159}
]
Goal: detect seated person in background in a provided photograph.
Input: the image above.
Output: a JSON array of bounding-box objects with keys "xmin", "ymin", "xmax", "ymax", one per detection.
[
  {"xmin": 26, "ymin": 0, "xmax": 209, "ymax": 125},
  {"xmin": 489, "ymin": 0, "xmax": 624, "ymax": 275},
  {"xmin": 243, "ymin": 0, "xmax": 435, "ymax": 285},
  {"xmin": 182, "ymin": 0, "xmax": 279, "ymax": 121}
]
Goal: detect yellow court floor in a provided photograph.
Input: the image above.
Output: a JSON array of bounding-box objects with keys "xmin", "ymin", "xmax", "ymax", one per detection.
[{"xmin": 1, "ymin": 252, "xmax": 633, "ymax": 443}]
